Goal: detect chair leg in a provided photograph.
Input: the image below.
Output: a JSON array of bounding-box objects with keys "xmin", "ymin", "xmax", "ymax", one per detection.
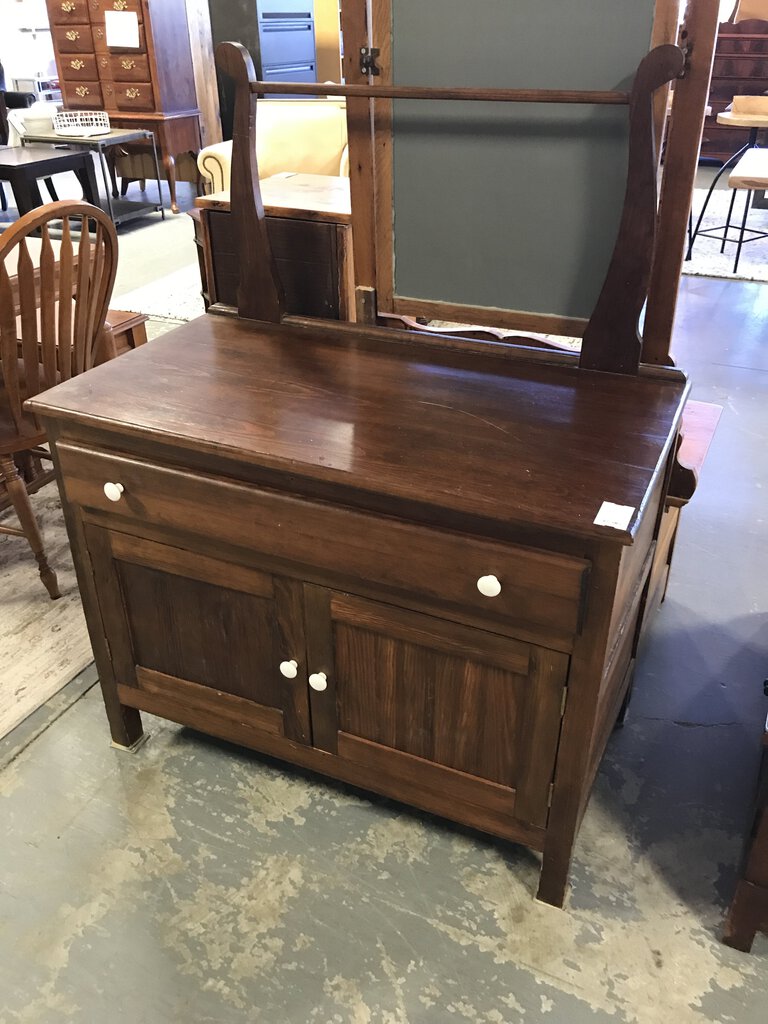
[{"xmin": 0, "ymin": 454, "xmax": 60, "ymax": 600}]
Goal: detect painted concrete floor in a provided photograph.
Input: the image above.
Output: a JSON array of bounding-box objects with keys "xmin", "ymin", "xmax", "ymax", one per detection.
[{"xmin": 1, "ymin": 267, "xmax": 767, "ymax": 1020}]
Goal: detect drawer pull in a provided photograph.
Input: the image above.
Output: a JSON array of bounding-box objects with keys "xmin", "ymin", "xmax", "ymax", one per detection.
[
  {"xmin": 309, "ymin": 672, "xmax": 328, "ymax": 692},
  {"xmin": 477, "ymin": 574, "xmax": 502, "ymax": 598},
  {"xmin": 114, "ymin": 0, "xmax": 129, "ymax": 8},
  {"xmin": 125, "ymin": 88, "xmax": 141, "ymax": 99},
  {"xmin": 75, "ymin": 86, "xmax": 90, "ymax": 98},
  {"xmin": 61, "ymin": 1, "xmax": 77, "ymax": 11},
  {"xmin": 121, "ymin": 59, "xmax": 136, "ymax": 70},
  {"xmin": 279, "ymin": 659, "xmax": 298, "ymax": 679},
  {"xmin": 70, "ymin": 59, "xmax": 85, "ymax": 70},
  {"xmin": 103, "ymin": 482, "xmax": 124, "ymax": 502},
  {"xmin": 66, "ymin": 30, "xmax": 80, "ymax": 41}
]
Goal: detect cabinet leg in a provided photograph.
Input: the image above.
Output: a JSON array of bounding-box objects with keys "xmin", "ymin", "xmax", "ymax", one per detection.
[
  {"xmin": 722, "ymin": 880, "xmax": 768, "ymax": 953},
  {"xmin": 163, "ymin": 153, "xmax": 179, "ymax": 214},
  {"xmin": 536, "ymin": 839, "xmax": 573, "ymax": 908},
  {"xmin": 101, "ymin": 689, "xmax": 144, "ymax": 751}
]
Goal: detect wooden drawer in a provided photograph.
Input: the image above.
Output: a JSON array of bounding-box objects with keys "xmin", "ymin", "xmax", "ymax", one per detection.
[
  {"xmin": 92, "ymin": 20, "xmax": 146, "ymax": 53},
  {"xmin": 112, "ymin": 82, "xmax": 155, "ymax": 111},
  {"xmin": 56, "ymin": 444, "xmax": 590, "ymax": 640},
  {"xmin": 54, "ymin": 23, "xmax": 94, "ymax": 53},
  {"xmin": 62, "ymin": 80, "xmax": 104, "ymax": 108},
  {"xmin": 59, "ymin": 54, "xmax": 99, "ymax": 81},
  {"xmin": 91, "ymin": 0, "xmax": 144, "ymax": 17},
  {"xmin": 48, "ymin": 0, "xmax": 91, "ymax": 25},
  {"xmin": 107, "ymin": 53, "xmax": 151, "ymax": 81}
]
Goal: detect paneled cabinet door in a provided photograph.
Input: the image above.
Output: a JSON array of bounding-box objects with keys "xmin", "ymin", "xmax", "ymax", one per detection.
[
  {"xmin": 84, "ymin": 525, "xmax": 311, "ymax": 746},
  {"xmin": 303, "ymin": 587, "xmax": 570, "ymax": 830}
]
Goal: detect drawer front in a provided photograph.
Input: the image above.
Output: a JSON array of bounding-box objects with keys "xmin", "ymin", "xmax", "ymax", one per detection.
[
  {"xmin": 112, "ymin": 82, "xmax": 155, "ymax": 111},
  {"xmin": 108, "ymin": 53, "xmax": 151, "ymax": 81},
  {"xmin": 54, "ymin": 23, "xmax": 94, "ymax": 53},
  {"xmin": 60, "ymin": 54, "xmax": 99, "ymax": 81},
  {"xmin": 92, "ymin": 20, "xmax": 146, "ymax": 53},
  {"xmin": 91, "ymin": 0, "xmax": 144, "ymax": 16},
  {"xmin": 48, "ymin": 0, "xmax": 91, "ymax": 25},
  {"xmin": 57, "ymin": 444, "xmax": 590, "ymax": 639},
  {"xmin": 62, "ymin": 80, "xmax": 104, "ymax": 108}
]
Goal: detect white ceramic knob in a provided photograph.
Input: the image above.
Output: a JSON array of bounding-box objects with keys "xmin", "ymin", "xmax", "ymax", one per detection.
[
  {"xmin": 477, "ymin": 574, "xmax": 502, "ymax": 598},
  {"xmin": 279, "ymin": 659, "xmax": 298, "ymax": 679},
  {"xmin": 309, "ymin": 672, "xmax": 328, "ymax": 692},
  {"xmin": 103, "ymin": 482, "xmax": 124, "ymax": 503}
]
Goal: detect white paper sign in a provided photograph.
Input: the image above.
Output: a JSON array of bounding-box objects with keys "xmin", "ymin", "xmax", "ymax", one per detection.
[
  {"xmin": 104, "ymin": 11, "xmax": 140, "ymax": 50},
  {"xmin": 593, "ymin": 501, "xmax": 635, "ymax": 531}
]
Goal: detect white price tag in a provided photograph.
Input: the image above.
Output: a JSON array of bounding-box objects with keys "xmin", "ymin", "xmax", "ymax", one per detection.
[
  {"xmin": 104, "ymin": 11, "xmax": 140, "ymax": 49},
  {"xmin": 594, "ymin": 501, "xmax": 635, "ymax": 531}
]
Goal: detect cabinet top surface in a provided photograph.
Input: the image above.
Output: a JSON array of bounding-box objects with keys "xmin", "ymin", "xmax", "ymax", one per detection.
[{"xmin": 29, "ymin": 315, "xmax": 687, "ymax": 544}]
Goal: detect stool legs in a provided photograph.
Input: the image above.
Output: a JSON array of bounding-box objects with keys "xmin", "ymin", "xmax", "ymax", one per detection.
[
  {"xmin": 722, "ymin": 189, "xmax": 738, "ymax": 254},
  {"xmin": 734, "ymin": 190, "xmax": 753, "ymax": 275}
]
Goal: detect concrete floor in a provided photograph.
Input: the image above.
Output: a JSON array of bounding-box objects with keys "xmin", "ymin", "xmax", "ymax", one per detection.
[{"xmin": 1, "ymin": 188, "xmax": 768, "ymax": 1020}]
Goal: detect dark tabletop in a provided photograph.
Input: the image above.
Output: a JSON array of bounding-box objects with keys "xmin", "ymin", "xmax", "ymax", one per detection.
[
  {"xmin": 0, "ymin": 145, "xmax": 88, "ymax": 170},
  {"xmin": 28, "ymin": 315, "xmax": 689, "ymax": 545}
]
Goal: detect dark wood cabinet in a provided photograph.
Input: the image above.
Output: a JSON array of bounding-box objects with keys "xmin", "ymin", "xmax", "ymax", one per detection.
[
  {"xmin": 31, "ymin": 315, "xmax": 688, "ymax": 907},
  {"xmin": 701, "ymin": 19, "xmax": 768, "ymax": 162},
  {"xmin": 48, "ymin": 0, "xmax": 202, "ymax": 212}
]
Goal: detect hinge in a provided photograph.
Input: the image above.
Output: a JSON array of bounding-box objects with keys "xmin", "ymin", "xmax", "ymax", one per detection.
[
  {"xmin": 560, "ymin": 686, "xmax": 568, "ymax": 718},
  {"xmin": 359, "ymin": 46, "xmax": 381, "ymax": 77},
  {"xmin": 548, "ymin": 783, "xmax": 555, "ymax": 808}
]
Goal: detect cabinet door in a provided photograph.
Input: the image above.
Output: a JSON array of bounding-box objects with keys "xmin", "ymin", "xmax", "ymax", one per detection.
[
  {"xmin": 84, "ymin": 525, "xmax": 311, "ymax": 746},
  {"xmin": 304, "ymin": 588, "xmax": 569, "ymax": 830}
]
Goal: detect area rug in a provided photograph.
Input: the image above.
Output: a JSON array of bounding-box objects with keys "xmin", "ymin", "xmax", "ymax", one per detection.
[
  {"xmin": 684, "ymin": 184, "xmax": 768, "ymax": 282},
  {"xmin": 113, "ymin": 263, "xmax": 206, "ymax": 322},
  {"xmin": 0, "ymin": 484, "xmax": 92, "ymax": 740}
]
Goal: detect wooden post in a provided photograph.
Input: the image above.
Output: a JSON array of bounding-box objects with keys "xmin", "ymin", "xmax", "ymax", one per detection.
[
  {"xmin": 643, "ymin": 0, "xmax": 720, "ymax": 365},
  {"xmin": 216, "ymin": 42, "xmax": 285, "ymax": 323},
  {"xmin": 340, "ymin": 0, "xmax": 379, "ymax": 323}
]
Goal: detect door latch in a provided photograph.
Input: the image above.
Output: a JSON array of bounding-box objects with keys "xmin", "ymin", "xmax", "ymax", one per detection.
[{"xmin": 359, "ymin": 47, "xmax": 381, "ymax": 77}]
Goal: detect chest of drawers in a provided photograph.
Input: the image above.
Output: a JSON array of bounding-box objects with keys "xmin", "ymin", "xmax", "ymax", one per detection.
[
  {"xmin": 29, "ymin": 314, "xmax": 688, "ymax": 907},
  {"xmin": 48, "ymin": 0, "xmax": 202, "ymax": 212}
]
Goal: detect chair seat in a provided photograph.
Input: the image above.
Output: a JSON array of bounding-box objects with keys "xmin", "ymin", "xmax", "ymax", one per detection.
[{"xmin": 729, "ymin": 149, "xmax": 768, "ymax": 190}]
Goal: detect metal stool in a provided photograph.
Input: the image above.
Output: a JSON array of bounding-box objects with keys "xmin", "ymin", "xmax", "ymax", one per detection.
[{"xmin": 693, "ymin": 148, "xmax": 768, "ymax": 274}]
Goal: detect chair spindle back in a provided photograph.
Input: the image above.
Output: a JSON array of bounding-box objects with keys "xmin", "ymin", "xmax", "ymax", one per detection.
[{"xmin": 0, "ymin": 200, "xmax": 117, "ymax": 433}]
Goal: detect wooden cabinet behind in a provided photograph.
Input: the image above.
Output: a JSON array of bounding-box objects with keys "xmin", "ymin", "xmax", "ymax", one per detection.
[
  {"xmin": 48, "ymin": 0, "xmax": 217, "ymax": 212},
  {"xmin": 701, "ymin": 19, "xmax": 768, "ymax": 161}
]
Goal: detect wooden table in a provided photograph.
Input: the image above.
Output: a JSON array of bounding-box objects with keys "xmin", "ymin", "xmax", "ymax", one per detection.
[
  {"xmin": 0, "ymin": 146, "xmax": 99, "ymax": 218},
  {"xmin": 194, "ymin": 174, "xmax": 354, "ymax": 320},
  {"xmin": 28, "ymin": 313, "xmax": 688, "ymax": 907},
  {"xmin": 19, "ymin": 128, "xmax": 164, "ymax": 227}
]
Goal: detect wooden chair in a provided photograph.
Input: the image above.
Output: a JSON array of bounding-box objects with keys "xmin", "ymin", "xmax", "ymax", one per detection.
[{"xmin": 0, "ymin": 200, "xmax": 118, "ymax": 598}]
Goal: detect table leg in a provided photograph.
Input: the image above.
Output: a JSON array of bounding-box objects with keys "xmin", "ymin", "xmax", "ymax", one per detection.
[
  {"xmin": 0, "ymin": 182, "xmax": 6, "ymax": 212},
  {"xmin": 95, "ymin": 146, "xmax": 115, "ymax": 222},
  {"xmin": 74, "ymin": 154, "xmax": 101, "ymax": 209},
  {"xmin": 149, "ymin": 131, "xmax": 165, "ymax": 221},
  {"xmin": 9, "ymin": 172, "xmax": 43, "ymax": 216},
  {"xmin": 44, "ymin": 177, "xmax": 59, "ymax": 201}
]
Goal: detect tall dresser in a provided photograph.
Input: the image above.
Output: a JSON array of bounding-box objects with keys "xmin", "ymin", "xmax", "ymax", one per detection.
[{"xmin": 47, "ymin": 0, "xmax": 202, "ymax": 212}]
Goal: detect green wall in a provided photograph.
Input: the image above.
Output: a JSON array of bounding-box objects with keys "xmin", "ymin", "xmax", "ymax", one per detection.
[{"xmin": 391, "ymin": 0, "xmax": 657, "ymax": 320}]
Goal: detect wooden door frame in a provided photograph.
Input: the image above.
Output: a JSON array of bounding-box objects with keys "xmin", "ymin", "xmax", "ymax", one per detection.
[{"xmin": 341, "ymin": 0, "xmax": 717, "ymax": 358}]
